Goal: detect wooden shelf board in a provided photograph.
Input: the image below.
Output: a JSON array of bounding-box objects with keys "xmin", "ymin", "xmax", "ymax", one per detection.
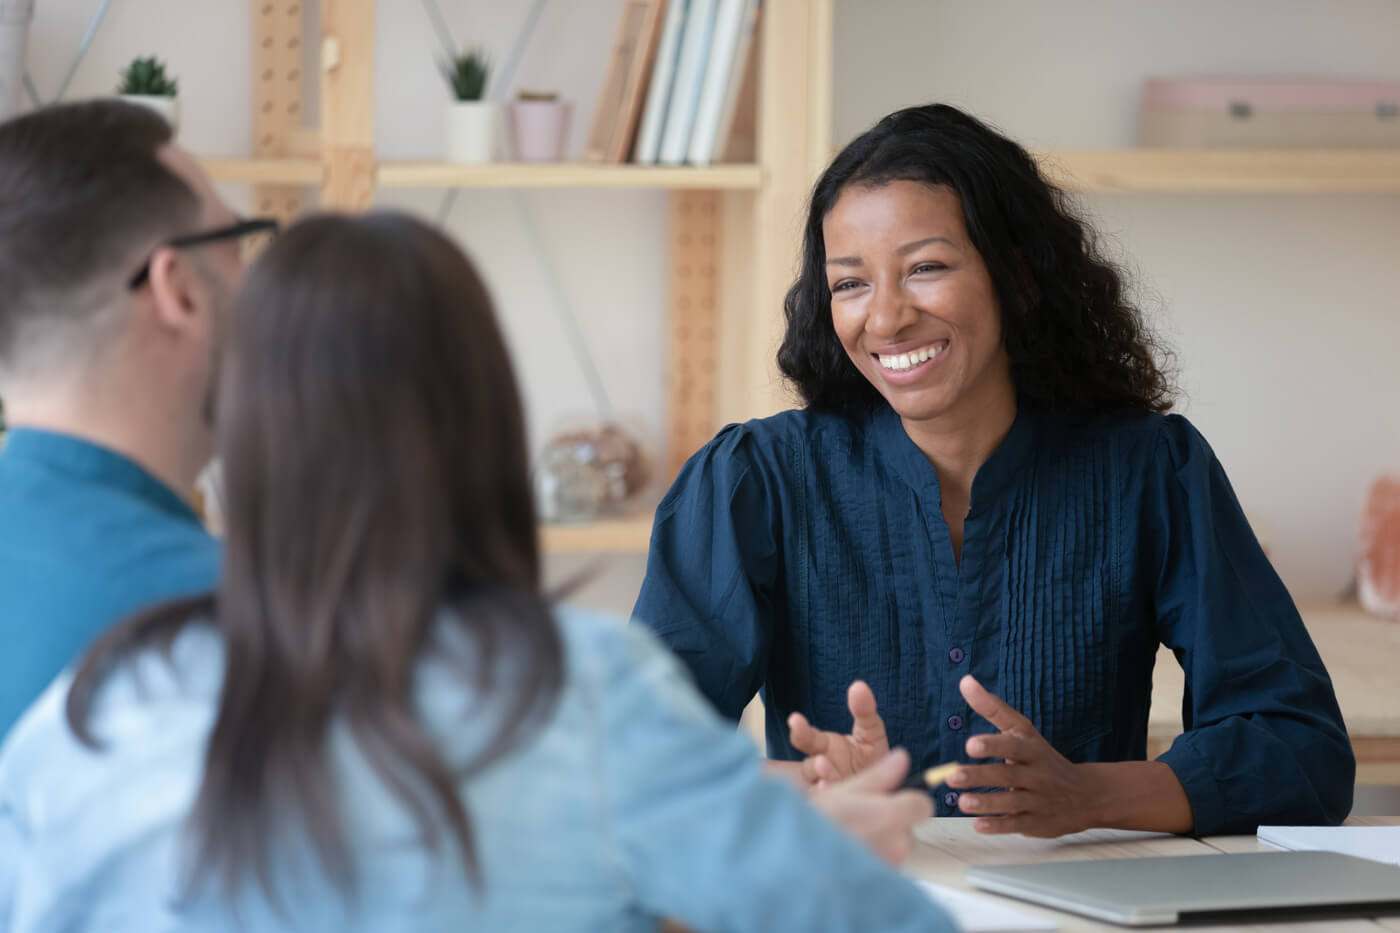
[
  {"xmin": 540, "ymin": 514, "xmax": 653, "ymax": 553},
  {"xmin": 201, "ymin": 157, "xmax": 323, "ymax": 186},
  {"xmin": 376, "ymin": 162, "xmax": 763, "ymax": 190},
  {"xmin": 1037, "ymin": 148, "xmax": 1400, "ymax": 193}
]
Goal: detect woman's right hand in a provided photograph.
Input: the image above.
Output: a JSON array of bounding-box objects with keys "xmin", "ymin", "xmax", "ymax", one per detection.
[
  {"xmin": 809, "ymin": 748, "xmax": 933, "ymax": 864},
  {"xmin": 787, "ymin": 680, "xmax": 891, "ymax": 785}
]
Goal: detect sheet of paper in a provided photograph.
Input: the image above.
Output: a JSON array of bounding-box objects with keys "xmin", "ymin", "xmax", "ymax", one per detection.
[
  {"xmin": 917, "ymin": 880, "xmax": 1059, "ymax": 932},
  {"xmin": 1257, "ymin": 825, "xmax": 1400, "ymax": 866}
]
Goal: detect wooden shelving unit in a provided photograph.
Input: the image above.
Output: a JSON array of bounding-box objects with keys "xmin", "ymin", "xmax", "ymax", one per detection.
[
  {"xmin": 1039, "ymin": 148, "xmax": 1400, "ymax": 193},
  {"xmin": 200, "ymin": 157, "xmax": 322, "ymax": 186},
  {"xmin": 377, "ymin": 162, "xmax": 763, "ymax": 190},
  {"xmin": 233, "ymin": 0, "xmax": 830, "ymax": 554},
  {"xmin": 539, "ymin": 514, "xmax": 654, "ymax": 554}
]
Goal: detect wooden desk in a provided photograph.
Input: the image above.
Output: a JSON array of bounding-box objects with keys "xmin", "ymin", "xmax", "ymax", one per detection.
[
  {"xmin": 907, "ymin": 817, "xmax": 1400, "ymax": 932},
  {"xmin": 1149, "ymin": 603, "xmax": 1400, "ymax": 785}
]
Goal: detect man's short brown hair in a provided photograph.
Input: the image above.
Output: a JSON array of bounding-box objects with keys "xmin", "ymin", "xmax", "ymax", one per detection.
[{"xmin": 0, "ymin": 100, "xmax": 200, "ymax": 366}]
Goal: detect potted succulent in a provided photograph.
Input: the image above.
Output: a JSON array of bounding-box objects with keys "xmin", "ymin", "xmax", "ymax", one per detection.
[
  {"xmin": 442, "ymin": 48, "xmax": 495, "ymax": 163},
  {"xmin": 508, "ymin": 89, "xmax": 572, "ymax": 162},
  {"xmin": 117, "ymin": 55, "xmax": 179, "ymax": 132}
]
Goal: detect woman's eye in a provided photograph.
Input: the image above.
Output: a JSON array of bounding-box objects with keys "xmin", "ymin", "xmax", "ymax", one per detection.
[
  {"xmin": 912, "ymin": 262, "xmax": 946, "ymax": 274},
  {"xmin": 830, "ymin": 279, "xmax": 860, "ymax": 292}
]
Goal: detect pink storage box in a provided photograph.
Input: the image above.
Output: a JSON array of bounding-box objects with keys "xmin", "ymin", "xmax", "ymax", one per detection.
[{"xmin": 1141, "ymin": 77, "xmax": 1400, "ymax": 148}]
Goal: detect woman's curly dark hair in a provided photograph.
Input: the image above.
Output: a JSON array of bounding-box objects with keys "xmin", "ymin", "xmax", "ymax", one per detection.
[{"xmin": 777, "ymin": 103, "xmax": 1175, "ymax": 417}]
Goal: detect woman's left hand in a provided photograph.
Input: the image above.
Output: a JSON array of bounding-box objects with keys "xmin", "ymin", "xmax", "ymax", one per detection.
[{"xmin": 946, "ymin": 675, "xmax": 1107, "ymax": 838}]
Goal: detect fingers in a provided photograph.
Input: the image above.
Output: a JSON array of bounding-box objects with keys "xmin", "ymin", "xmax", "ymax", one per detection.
[
  {"xmin": 800, "ymin": 753, "xmax": 839, "ymax": 785},
  {"xmin": 840, "ymin": 748, "xmax": 910, "ymax": 794},
  {"xmin": 972, "ymin": 814, "xmax": 1028, "ymax": 835},
  {"xmin": 959, "ymin": 675, "xmax": 1035, "ymax": 735},
  {"xmin": 873, "ymin": 791, "xmax": 934, "ymax": 864},
  {"xmin": 946, "ymin": 762, "xmax": 1026, "ymax": 791},
  {"xmin": 965, "ymin": 732, "xmax": 1043, "ymax": 764},
  {"xmin": 957, "ymin": 789, "xmax": 1035, "ymax": 817},
  {"xmin": 787, "ymin": 712, "xmax": 832, "ymax": 757},
  {"xmin": 847, "ymin": 681, "xmax": 888, "ymax": 747},
  {"xmin": 762, "ymin": 759, "xmax": 811, "ymax": 791},
  {"xmin": 973, "ymin": 814, "xmax": 1062, "ymax": 838}
]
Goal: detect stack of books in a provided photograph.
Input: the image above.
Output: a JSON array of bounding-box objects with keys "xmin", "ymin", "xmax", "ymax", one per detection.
[{"xmin": 585, "ymin": 0, "xmax": 760, "ymax": 166}]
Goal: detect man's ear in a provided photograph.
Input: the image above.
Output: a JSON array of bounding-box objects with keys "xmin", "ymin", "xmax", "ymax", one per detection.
[{"xmin": 145, "ymin": 247, "xmax": 204, "ymax": 335}]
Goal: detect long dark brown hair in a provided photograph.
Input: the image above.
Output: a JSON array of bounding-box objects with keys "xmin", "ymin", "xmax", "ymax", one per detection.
[
  {"xmin": 65, "ymin": 211, "xmax": 564, "ymax": 898},
  {"xmin": 779, "ymin": 103, "xmax": 1176, "ymax": 417}
]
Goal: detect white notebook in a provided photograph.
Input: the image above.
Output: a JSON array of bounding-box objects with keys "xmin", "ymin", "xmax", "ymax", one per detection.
[
  {"xmin": 632, "ymin": 0, "xmax": 690, "ymax": 164},
  {"xmin": 917, "ymin": 881, "xmax": 1058, "ymax": 932},
  {"xmin": 656, "ymin": 0, "xmax": 718, "ymax": 164},
  {"xmin": 1257, "ymin": 825, "xmax": 1400, "ymax": 866}
]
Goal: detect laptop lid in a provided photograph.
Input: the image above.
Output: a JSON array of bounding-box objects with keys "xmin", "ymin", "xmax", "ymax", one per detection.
[{"xmin": 966, "ymin": 851, "xmax": 1400, "ymax": 926}]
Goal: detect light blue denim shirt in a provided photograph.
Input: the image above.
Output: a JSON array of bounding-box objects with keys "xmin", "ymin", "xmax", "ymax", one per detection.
[{"xmin": 0, "ymin": 606, "xmax": 953, "ymax": 932}]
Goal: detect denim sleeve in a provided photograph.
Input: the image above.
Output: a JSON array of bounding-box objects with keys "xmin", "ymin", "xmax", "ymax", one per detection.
[
  {"xmin": 0, "ymin": 787, "xmax": 23, "ymax": 927},
  {"xmin": 594, "ymin": 622, "xmax": 953, "ymax": 933},
  {"xmin": 631, "ymin": 425, "xmax": 779, "ymax": 721},
  {"xmin": 1148, "ymin": 416, "xmax": 1354, "ymax": 835}
]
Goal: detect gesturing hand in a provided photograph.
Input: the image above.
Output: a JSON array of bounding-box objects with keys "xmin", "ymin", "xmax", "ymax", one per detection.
[
  {"xmin": 810, "ymin": 748, "xmax": 933, "ymax": 865},
  {"xmin": 947, "ymin": 675, "xmax": 1106, "ymax": 838},
  {"xmin": 787, "ymin": 680, "xmax": 890, "ymax": 787}
]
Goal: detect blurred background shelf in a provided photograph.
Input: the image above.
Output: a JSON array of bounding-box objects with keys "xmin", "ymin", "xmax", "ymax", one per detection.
[
  {"xmin": 376, "ymin": 162, "xmax": 763, "ymax": 189},
  {"xmin": 540, "ymin": 514, "xmax": 653, "ymax": 553},
  {"xmin": 1038, "ymin": 148, "xmax": 1400, "ymax": 193},
  {"xmin": 200, "ymin": 157, "xmax": 323, "ymax": 186}
]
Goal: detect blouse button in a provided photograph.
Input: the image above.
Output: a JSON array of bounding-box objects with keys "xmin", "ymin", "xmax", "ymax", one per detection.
[
  {"xmin": 944, "ymin": 791, "xmax": 960, "ymax": 808},
  {"xmin": 948, "ymin": 647, "xmax": 966, "ymax": 663},
  {"xmin": 947, "ymin": 714, "xmax": 964, "ymax": 731}
]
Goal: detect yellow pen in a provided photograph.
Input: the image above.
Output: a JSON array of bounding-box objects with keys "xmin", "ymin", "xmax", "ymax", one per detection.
[{"xmin": 922, "ymin": 762, "xmax": 960, "ymax": 788}]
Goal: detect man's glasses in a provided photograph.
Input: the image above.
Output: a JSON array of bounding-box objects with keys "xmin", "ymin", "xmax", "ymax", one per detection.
[{"xmin": 128, "ymin": 217, "xmax": 280, "ymax": 290}]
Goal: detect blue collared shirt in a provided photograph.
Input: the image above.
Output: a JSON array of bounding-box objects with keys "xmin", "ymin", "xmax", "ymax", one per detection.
[
  {"xmin": 634, "ymin": 404, "xmax": 1355, "ymax": 835},
  {"xmin": 0, "ymin": 429, "xmax": 219, "ymax": 738}
]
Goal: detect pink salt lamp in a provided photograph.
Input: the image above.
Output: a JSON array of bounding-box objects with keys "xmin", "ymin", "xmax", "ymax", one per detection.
[{"xmin": 1359, "ymin": 475, "xmax": 1400, "ymax": 620}]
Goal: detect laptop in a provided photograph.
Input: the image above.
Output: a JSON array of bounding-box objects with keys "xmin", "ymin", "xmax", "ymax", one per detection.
[{"xmin": 966, "ymin": 851, "xmax": 1400, "ymax": 926}]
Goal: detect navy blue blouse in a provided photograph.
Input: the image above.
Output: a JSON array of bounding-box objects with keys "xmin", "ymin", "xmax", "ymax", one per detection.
[{"xmin": 632, "ymin": 404, "xmax": 1354, "ymax": 834}]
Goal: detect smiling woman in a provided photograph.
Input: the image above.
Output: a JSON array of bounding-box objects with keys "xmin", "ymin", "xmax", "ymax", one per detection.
[{"xmin": 632, "ymin": 102, "xmax": 1355, "ymax": 841}]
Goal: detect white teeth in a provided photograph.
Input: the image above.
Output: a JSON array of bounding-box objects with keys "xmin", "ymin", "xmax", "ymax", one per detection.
[{"xmin": 878, "ymin": 342, "xmax": 945, "ymax": 372}]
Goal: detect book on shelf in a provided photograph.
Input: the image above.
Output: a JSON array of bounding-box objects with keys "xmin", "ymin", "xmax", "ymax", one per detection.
[
  {"xmin": 687, "ymin": 0, "xmax": 759, "ymax": 165},
  {"xmin": 656, "ymin": 0, "xmax": 719, "ymax": 165},
  {"xmin": 584, "ymin": 0, "xmax": 668, "ymax": 163},
  {"xmin": 712, "ymin": 4, "xmax": 758, "ymax": 164},
  {"xmin": 632, "ymin": 0, "xmax": 689, "ymax": 164}
]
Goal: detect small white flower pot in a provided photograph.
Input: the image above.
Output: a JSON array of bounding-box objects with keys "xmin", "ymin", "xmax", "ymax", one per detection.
[
  {"xmin": 120, "ymin": 94, "xmax": 180, "ymax": 133},
  {"xmin": 444, "ymin": 100, "xmax": 498, "ymax": 164}
]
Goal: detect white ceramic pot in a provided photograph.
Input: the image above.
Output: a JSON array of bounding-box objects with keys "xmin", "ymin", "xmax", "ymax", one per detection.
[
  {"xmin": 444, "ymin": 100, "xmax": 498, "ymax": 164},
  {"xmin": 508, "ymin": 98, "xmax": 572, "ymax": 162},
  {"xmin": 120, "ymin": 94, "xmax": 180, "ymax": 133},
  {"xmin": 0, "ymin": 0, "xmax": 35, "ymax": 120}
]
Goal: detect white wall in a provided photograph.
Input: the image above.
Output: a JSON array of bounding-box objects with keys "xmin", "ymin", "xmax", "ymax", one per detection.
[
  {"xmin": 833, "ymin": 0, "xmax": 1400, "ymax": 601},
  {"xmin": 22, "ymin": 0, "xmax": 1400, "ymax": 604}
]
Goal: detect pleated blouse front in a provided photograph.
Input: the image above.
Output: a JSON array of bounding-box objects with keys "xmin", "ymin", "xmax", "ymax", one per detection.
[{"xmin": 633, "ymin": 403, "xmax": 1354, "ymax": 833}]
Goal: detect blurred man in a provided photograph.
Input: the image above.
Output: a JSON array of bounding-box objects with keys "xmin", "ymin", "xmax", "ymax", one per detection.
[{"xmin": 0, "ymin": 100, "xmax": 267, "ymax": 737}]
